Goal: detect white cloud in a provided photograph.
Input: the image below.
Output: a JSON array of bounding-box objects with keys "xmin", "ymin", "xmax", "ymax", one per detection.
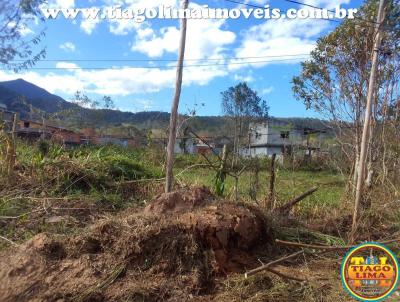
[
  {"xmin": 233, "ymin": 74, "xmax": 254, "ymax": 82},
  {"xmin": 19, "ymin": 26, "xmax": 34, "ymax": 36},
  {"xmin": 131, "ymin": 4, "xmax": 236, "ymax": 61},
  {"xmin": 229, "ymin": 16, "xmax": 329, "ymax": 71},
  {"xmin": 0, "ymin": 0, "xmax": 351, "ymax": 102},
  {"xmin": 59, "ymin": 42, "xmax": 76, "ymax": 52},
  {"xmin": 126, "ymin": 2, "xmax": 235, "ymax": 88},
  {"xmin": 46, "ymin": 0, "xmax": 75, "ymax": 7},
  {"xmin": 0, "ymin": 71, "xmax": 85, "ymax": 95},
  {"xmin": 131, "ymin": 26, "xmax": 179, "ymax": 57},
  {"xmin": 261, "ymin": 86, "xmax": 274, "ymax": 95},
  {"xmin": 0, "ymin": 62, "xmax": 227, "ymax": 98},
  {"xmin": 106, "ymin": 0, "xmax": 178, "ymax": 35},
  {"xmin": 109, "ymin": 19, "xmax": 140, "ymax": 36},
  {"xmin": 225, "ymin": 0, "xmax": 353, "ymax": 72},
  {"xmin": 80, "ymin": 17, "xmax": 101, "ymax": 34},
  {"xmin": 56, "ymin": 62, "xmax": 79, "ymax": 70},
  {"xmin": 7, "ymin": 21, "xmax": 34, "ymax": 37}
]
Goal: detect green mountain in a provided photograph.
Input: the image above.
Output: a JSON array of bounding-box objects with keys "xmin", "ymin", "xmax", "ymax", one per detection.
[
  {"xmin": 0, "ymin": 79, "xmax": 328, "ymax": 135},
  {"xmin": 0, "ymin": 79, "xmax": 76, "ymax": 115}
]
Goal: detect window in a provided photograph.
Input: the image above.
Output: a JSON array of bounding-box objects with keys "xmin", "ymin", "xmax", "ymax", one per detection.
[
  {"xmin": 24, "ymin": 122, "xmax": 30, "ymax": 128},
  {"xmin": 280, "ymin": 131, "xmax": 290, "ymax": 139}
]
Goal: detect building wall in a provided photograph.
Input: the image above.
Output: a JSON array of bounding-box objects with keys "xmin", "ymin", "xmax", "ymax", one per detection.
[
  {"xmin": 240, "ymin": 146, "xmax": 282, "ymax": 157},
  {"xmin": 174, "ymin": 138, "xmax": 196, "ymax": 154},
  {"xmin": 241, "ymin": 120, "xmax": 306, "ymax": 158},
  {"xmin": 53, "ymin": 130, "xmax": 82, "ymax": 144},
  {"xmin": 19, "ymin": 120, "xmax": 44, "ymax": 130},
  {"xmin": 250, "ymin": 121, "xmax": 304, "ymax": 147}
]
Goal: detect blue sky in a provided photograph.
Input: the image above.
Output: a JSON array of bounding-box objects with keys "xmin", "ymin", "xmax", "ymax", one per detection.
[{"xmin": 0, "ymin": 0, "xmax": 364, "ymax": 117}]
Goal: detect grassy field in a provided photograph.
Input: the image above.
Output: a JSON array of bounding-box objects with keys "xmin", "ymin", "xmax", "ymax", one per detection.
[
  {"xmin": 0, "ymin": 141, "xmax": 164, "ymax": 249},
  {"xmin": 176, "ymin": 166, "xmax": 346, "ymax": 218},
  {"xmin": 0, "ymin": 143, "xmax": 348, "ymax": 249},
  {"xmin": 1, "ymin": 142, "xmax": 400, "ymax": 302}
]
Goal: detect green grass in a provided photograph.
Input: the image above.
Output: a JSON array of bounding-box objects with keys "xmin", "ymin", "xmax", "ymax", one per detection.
[
  {"xmin": 0, "ymin": 142, "xmax": 347, "ymax": 249},
  {"xmin": 0, "ymin": 141, "xmax": 166, "ymax": 249},
  {"xmin": 175, "ymin": 166, "xmax": 346, "ymax": 217}
]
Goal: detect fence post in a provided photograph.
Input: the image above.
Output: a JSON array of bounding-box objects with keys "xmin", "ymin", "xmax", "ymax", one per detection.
[{"xmin": 266, "ymin": 153, "xmax": 276, "ymax": 210}]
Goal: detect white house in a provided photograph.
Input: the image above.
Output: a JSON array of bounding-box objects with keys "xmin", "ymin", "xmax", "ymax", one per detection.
[
  {"xmin": 174, "ymin": 137, "xmax": 197, "ymax": 154},
  {"xmin": 241, "ymin": 120, "xmax": 305, "ymax": 158}
]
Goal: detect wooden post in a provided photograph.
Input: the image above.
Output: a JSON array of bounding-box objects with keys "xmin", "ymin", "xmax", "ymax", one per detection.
[
  {"xmin": 165, "ymin": 0, "xmax": 189, "ymax": 193},
  {"xmin": 351, "ymin": 0, "xmax": 385, "ymax": 242},
  {"xmin": 267, "ymin": 153, "xmax": 276, "ymax": 210},
  {"xmin": 306, "ymin": 132, "xmax": 312, "ymax": 165},
  {"xmin": 7, "ymin": 113, "xmax": 17, "ymax": 176}
]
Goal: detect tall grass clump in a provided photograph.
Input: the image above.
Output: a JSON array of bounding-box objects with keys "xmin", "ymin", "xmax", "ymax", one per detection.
[{"xmin": 5, "ymin": 140, "xmax": 162, "ymax": 195}]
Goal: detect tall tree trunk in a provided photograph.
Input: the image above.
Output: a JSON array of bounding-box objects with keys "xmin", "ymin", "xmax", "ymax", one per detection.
[
  {"xmin": 165, "ymin": 0, "xmax": 189, "ymax": 193},
  {"xmin": 351, "ymin": 0, "xmax": 386, "ymax": 242}
]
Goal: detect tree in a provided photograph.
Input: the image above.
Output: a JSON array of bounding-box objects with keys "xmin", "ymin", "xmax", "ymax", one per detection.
[
  {"xmin": 221, "ymin": 82, "xmax": 269, "ymax": 160},
  {"xmin": 292, "ymin": 0, "xmax": 399, "ymax": 196},
  {"xmin": 102, "ymin": 96, "xmax": 116, "ymax": 110},
  {"xmin": 0, "ymin": 0, "xmax": 46, "ymax": 71},
  {"xmin": 50, "ymin": 92, "xmax": 116, "ymax": 129},
  {"xmin": 165, "ymin": 0, "xmax": 189, "ymax": 193}
]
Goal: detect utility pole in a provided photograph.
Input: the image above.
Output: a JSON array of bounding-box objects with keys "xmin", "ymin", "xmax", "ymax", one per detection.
[
  {"xmin": 351, "ymin": 0, "xmax": 386, "ymax": 242},
  {"xmin": 165, "ymin": 0, "xmax": 189, "ymax": 193}
]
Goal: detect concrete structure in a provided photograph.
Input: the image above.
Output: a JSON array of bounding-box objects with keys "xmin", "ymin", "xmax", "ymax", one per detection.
[
  {"xmin": 174, "ymin": 137, "xmax": 197, "ymax": 154},
  {"xmin": 241, "ymin": 120, "xmax": 305, "ymax": 158},
  {"xmin": 17, "ymin": 119, "xmax": 81, "ymax": 145}
]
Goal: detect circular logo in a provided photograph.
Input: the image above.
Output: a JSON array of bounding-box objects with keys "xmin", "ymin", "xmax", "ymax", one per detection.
[{"xmin": 341, "ymin": 243, "xmax": 399, "ymax": 301}]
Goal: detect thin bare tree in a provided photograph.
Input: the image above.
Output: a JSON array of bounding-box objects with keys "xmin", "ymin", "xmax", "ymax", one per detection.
[
  {"xmin": 351, "ymin": 0, "xmax": 386, "ymax": 242},
  {"xmin": 165, "ymin": 0, "xmax": 189, "ymax": 193}
]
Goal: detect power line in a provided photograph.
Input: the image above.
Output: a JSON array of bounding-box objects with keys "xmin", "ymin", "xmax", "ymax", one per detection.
[
  {"xmin": 3, "ymin": 56, "xmax": 311, "ymax": 70},
  {"xmin": 8, "ymin": 53, "xmax": 311, "ymax": 63}
]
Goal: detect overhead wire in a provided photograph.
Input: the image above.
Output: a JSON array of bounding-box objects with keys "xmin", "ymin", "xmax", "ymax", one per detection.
[
  {"xmin": 2, "ymin": 56, "xmax": 311, "ymax": 70},
  {"xmin": 8, "ymin": 53, "xmax": 311, "ymax": 63}
]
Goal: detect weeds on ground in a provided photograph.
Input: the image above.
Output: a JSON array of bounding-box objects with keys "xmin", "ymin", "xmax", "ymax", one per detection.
[{"xmin": 0, "ymin": 140, "xmax": 164, "ymax": 249}]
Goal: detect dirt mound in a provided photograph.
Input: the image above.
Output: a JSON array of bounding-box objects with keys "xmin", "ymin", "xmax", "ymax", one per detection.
[
  {"xmin": 181, "ymin": 203, "xmax": 272, "ymax": 273},
  {"xmin": 144, "ymin": 186, "xmax": 214, "ymax": 215},
  {"xmin": 0, "ymin": 217, "xmax": 213, "ymax": 302},
  {"xmin": 0, "ymin": 187, "xmax": 273, "ymax": 302}
]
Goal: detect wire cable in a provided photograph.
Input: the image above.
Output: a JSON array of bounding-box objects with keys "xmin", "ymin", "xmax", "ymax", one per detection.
[
  {"xmin": 3, "ymin": 56, "xmax": 311, "ymax": 70},
  {"xmin": 8, "ymin": 52, "xmax": 312, "ymax": 63}
]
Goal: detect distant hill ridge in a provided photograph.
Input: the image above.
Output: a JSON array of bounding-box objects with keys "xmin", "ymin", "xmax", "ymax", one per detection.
[
  {"xmin": 0, "ymin": 79, "xmax": 75, "ymax": 113},
  {"xmin": 0, "ymin": 78, "xmax": 327, "ymax": 134}
]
